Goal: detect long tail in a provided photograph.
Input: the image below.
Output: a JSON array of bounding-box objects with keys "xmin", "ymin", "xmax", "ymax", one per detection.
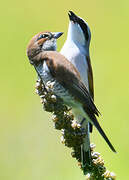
[{"xmin": 88, "ymin": 113, "xmax": 116, "ymax": 153}]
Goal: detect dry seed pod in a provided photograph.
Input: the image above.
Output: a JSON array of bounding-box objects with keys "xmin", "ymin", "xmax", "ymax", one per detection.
[
  {"xmin": 51, "ymin": 95, "xmax": 57, "ymax": 102},
  {"xmin": 60, "ymin": 136, "xmax": 65, "ymax": 144}
]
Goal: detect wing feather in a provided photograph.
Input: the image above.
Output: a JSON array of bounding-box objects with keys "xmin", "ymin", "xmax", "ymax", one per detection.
[
  {"xmin": 42, "ymin": 52, "xmax": 100, "ymax": 117},
  {"xmin": 34, "ymin": 51, "xmax": 116, "ymax": 153}
]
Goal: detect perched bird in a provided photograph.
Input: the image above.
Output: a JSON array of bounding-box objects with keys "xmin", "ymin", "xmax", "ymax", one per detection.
[
  {"xmin": 61, "ymin": 11, "xmax": 94, "ymax": 166},
  {"xmin": 61, "ymin": 11, "xmax": 93, "ymax": 96},
  {"xmin": 26, "ymin": 31, "xmax": 116, "ymax": 166}
]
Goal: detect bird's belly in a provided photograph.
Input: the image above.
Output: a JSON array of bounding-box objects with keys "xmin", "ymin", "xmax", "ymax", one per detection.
[
  {"xmin": 35, "ymin": 62, "xmax": 76, "ymax": 107},
  {"xmin": 35, "ymin": 62, "xmax": 90, "ymax": 122},
  {"xmin": 36, "ymin": 63, "xmax": 91, "ymax": 128}
]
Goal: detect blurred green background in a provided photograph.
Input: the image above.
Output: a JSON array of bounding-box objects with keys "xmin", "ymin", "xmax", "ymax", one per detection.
[{"xmin": 0, "ymin": 0, "xmax": 129, "ymax": 179}]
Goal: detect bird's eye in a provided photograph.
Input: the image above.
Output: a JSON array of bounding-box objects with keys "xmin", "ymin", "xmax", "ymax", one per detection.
[
  {"xmin": 37, "ymin": 34, "xmax": 49, "ymax": 40},
  {"xmin": 42, "ymin": 34, "xmax": 49, "ymax": 38}
]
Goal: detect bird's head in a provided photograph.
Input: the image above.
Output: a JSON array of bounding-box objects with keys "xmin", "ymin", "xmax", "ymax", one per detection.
[
  {"xmin": 27, "ymin": 31, "xmax": 63, "ymax": 63},
  {"xmin": 67, "ymin": 11, "xmax": 91, "ymax": 47}
]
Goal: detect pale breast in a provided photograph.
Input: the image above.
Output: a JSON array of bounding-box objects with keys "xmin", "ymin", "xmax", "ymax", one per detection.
[{"xmin": 35, "ymin": 61, "xmax": 75, "ymax": 107}]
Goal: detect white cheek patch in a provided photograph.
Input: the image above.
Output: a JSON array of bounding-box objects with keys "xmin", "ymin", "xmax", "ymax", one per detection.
[{"xmin": 43, "ymin": 39, "xmax": 57, "ymax": 51}]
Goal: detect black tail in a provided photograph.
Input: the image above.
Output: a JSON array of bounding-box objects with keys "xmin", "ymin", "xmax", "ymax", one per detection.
[
  {"xmin": 91, "ymin": 115, "xmax": 116, "ymax": 153},
  {"xmin": 81, "ymin": 145, "xmax": 91, "ymax": 167},
  {"xmin": 81, "ymin": 122, "xmax": 92, "ymax": 174}
]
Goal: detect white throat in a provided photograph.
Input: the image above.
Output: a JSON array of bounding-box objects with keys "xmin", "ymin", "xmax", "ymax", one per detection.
[{"xmin": 42, "ymin": 39, "xmax": 57, "ymax": 51}]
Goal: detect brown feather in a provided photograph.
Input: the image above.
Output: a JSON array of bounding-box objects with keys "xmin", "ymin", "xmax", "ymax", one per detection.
[
  {"xmin": 42, "ymin": 51, "xmax": 81, "ymax": 80},
  {"xmin": 26, "ymin": 31, "xmax": 50, "ymax": 59},
  {"xmin": 86, "ymin": 56, "xmax": 94, "ymax": 100},
  {"xmin": 86, "ymin": 56, "xmax": 94, "ymax": 132},
  {"xmin": 37, "ymin": 51, "xmax": 100, "ymax": 117}
]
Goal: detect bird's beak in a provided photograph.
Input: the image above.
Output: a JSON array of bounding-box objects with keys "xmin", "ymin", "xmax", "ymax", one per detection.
[
  {"xmin": 68, "ymin": 11, "xmax": 78, "ymax": 23},
  {"xmin": 53, "ymin": 32, "xmax": 63, "ymax": 39}
]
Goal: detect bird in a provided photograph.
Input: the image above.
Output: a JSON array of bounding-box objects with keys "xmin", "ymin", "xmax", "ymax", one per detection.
[
  {"xmin": 60, "ymin": 11, "xmax": 94, "ymax": 166},
  {"xmin": 26, "ymin": 31, "xmax": 116, "ymax": 167},
  {"xmin": 61, "ymin": 11, "xmax": 92, "ymax": 95}
]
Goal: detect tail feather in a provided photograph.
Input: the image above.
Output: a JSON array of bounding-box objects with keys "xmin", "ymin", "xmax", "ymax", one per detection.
[
  {"xmin": 81, "ymin": 122, "xmax": 92, "ymax": 168},
  {"xmin": 90, "ymin": 114, "xmax": 116, "ymax": 153},
  {"xmin": 89, "ymin": 122, "xmax": 93, "ymax": 132},
  {"xmin": 81, "ymin": 145, "xmax": 91, "ymax": 167}
]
